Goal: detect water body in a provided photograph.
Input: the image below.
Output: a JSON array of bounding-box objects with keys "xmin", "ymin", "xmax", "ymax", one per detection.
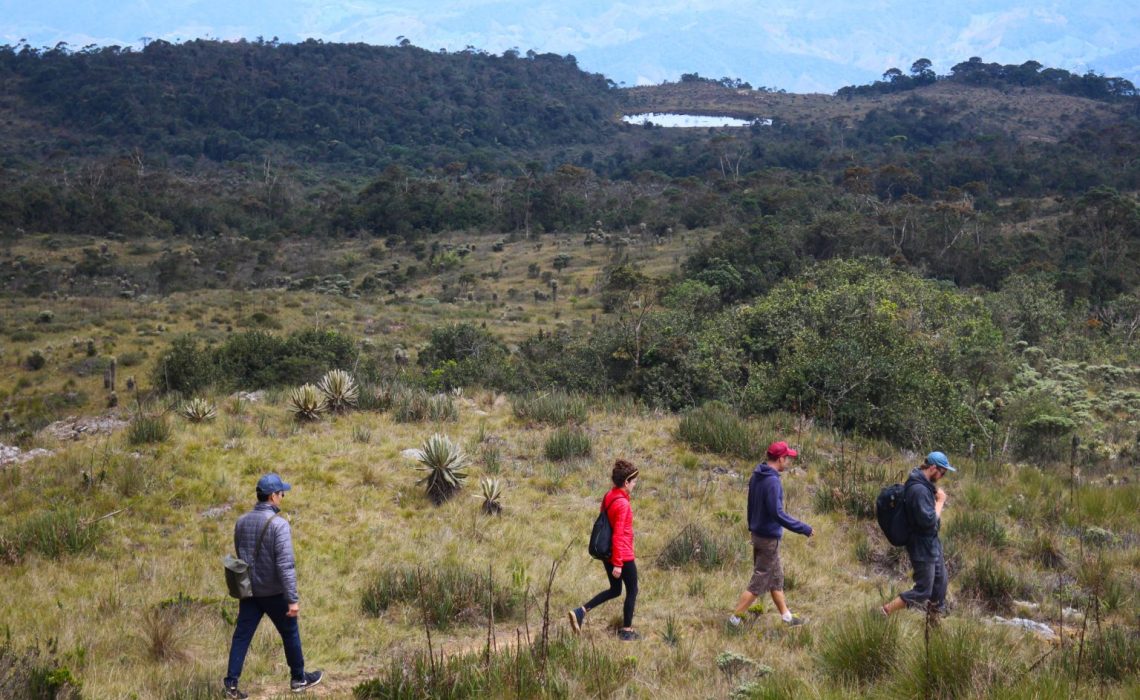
[{"xmin": 622, "ymin": 113, "xmax": 772, "ymax": 128}]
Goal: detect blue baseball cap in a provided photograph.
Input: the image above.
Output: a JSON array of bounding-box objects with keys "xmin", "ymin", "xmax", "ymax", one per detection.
[
  {"xmin": 256, "ymin": 473, "xmax": 292, "ymax": 495},
  {"xmin": 924, "ymin": 451, "xmax": 956, "ymax": 472}
]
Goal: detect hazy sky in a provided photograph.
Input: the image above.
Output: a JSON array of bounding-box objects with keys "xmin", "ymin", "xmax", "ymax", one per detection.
[{"xmin": 3, "ymin": 1, "xmax": 1138, "ymax": 93}]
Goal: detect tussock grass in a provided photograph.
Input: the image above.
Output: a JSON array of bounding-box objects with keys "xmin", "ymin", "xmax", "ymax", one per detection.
[
  {"xmin": 817, "ymin": 609, "xmax": 900, "ymax": 685},
  {"xmin": 958, "ymin": 554, "xmax": 1021, "ymax": 612},
  {"xmin": 656, "ymin": 523, "xmax": 742, "ymax": 570},
  {"xmin": 354, "ymin": 635, "xmax": 634, "ymax": 699},
  {"xmin": 0, "ymin": 508, "xmax": 100, "ymax": 563},
  {"xmin": 543, "ymin": 427, "xmax": 592, "ymax": 461},
  {"xmin": 675, "ymin": 402, "xmax": 759, "ymax": 458},
  {"xmin": 887, "ymin": 619, "xmax": 1013, "ymax": 700},
  {"xmin": 126, "ymin": 413, "xmax": 171, "ymax": 445},
  {"xmin": 944, "ymin": 511, "xmax": 1009, "ymax": 548},
  {"xmin": 511, "ymin": 391, "xmax": 589, "ymax": 425},
  {"xmin": 360, "ymin": 563, "xmax": 522, "ymax": 629}
]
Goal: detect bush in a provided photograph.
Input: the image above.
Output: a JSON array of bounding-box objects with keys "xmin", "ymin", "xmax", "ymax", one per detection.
[
  {"xmin": 360, "ymin": 562, "xmax": 518, "ymax": 629},
  {"xmin": 24, "ymin": 350, "xmax": 46, "ymax": 371},
  {"xmin": 127, "ymin": 413, "xmax": 172, "ymax": 445},
  {"xmin": 676, "ymin": 402, "xmax": 759, "ymax": 458},
  {"xmin": 0, "ymin": 638, "xmax": 82, "ymax": 699},
  {"xmin": 512, "ymin": 390, "xmax": 589, "ymax": 425},
  {"xmin": 817, "ymin": 609, "xmax": 900, "ymax": 684},
  {"xmin": 152, "ymin": 335, "xmax": 214, "ymax": 394},
  {"xmin": 544, "ymin": 427, "xmax": 592, "ymax": 461}
]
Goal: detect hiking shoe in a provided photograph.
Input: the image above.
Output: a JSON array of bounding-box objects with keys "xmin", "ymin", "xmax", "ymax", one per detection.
[
  {"xmin": 617, "ymin": 629, "xmax": 641, "ymax": 641},
  {"xmin": 223, "ymin": 681, "xmax": 248, "ymax": 699},
  {"xmin": 727, "ymin": 614, "xmax": 743, "ymax": 628},
  {"xmin": 567, "ymin": 607, "xmax": 585, "ymax": 633},
  {"xmin": 783, "ymin": 614, "xmax": 807, "ymax": 627},
  {"xmin": 291, "ymin": 670, "xmax": 324, "ymax": 692}
]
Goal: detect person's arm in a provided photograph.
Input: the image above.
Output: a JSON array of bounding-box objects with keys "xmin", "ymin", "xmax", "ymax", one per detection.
[
  {"xmin": 907, "ymin": 484, "xmax": 939, "ymax": 531},
  {"xmin": 771, "ymin": 479, "xmax": 813, "ymax": 536},
  {"xmin": 275, "ymin": 520, "xmax": 299, "ymax": 608},
  {"xmin": 609, "ymin": 498, "xmax": 634, "ymax": 575}
]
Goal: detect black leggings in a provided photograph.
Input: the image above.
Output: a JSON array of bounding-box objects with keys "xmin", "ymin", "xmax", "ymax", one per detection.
[{"xmin": 583, "ymin": 560, "xmax": 638, "ymax": 628}]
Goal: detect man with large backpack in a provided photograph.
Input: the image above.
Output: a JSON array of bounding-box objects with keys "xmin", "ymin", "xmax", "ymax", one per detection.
[{"xmin": 881, "ymin": 451, "xmax": 956, "ymax": 617}]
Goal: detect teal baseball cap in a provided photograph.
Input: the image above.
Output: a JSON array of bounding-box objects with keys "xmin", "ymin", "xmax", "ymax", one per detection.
[{"xmin": 925, "ymin": 451, "xmax": 956, "ymax": 472}]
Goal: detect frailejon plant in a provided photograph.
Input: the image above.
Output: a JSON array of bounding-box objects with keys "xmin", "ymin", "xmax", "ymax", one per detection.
[
  {"xmin": 413, "ymin": 433, "xmax": 469, "ymax": 505},
  {"xmin": 477, "ymin": 477, "xmax": 503, "ymax": 515},
  {"xmin": 287, "ymin": 383, "xmax": 327, "ymax": 421},
  {"xmin": 317, "ymin": 368, "xmax": 359, "ymax": 413},
  {"xmin": 178, "ymin": 397, "xmax": 216, "ymax": 423}
]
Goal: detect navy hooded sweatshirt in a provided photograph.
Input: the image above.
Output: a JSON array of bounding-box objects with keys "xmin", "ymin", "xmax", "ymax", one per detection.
[{"xmin": 747, "ymin": 463, "xmax": 813, "ymax": 539}]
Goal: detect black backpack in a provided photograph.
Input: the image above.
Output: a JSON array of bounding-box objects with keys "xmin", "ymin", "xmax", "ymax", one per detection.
[
  {"xmin": 875, "ymin": 483, "xmax": 911, "ymax": 547},
  {"xmin": 588, "ymin": 504, "xmax": 613, "ymax": 561}
]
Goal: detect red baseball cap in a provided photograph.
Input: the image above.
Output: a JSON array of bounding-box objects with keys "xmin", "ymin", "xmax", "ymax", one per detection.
[{"xmin": 767, "ymin": 441, "xmax": 798, "ymax": 459}]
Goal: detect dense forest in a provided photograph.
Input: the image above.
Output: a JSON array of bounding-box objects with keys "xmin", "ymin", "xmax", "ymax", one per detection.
[{"xmin": 2, "ymin": 38, "xmax": 1139, "ymax": 456}]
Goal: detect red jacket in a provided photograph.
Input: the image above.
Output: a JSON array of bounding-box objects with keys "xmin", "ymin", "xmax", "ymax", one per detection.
[{"xmin": 602, "ymin": 487, "xmax": 634, "ymax": 566}]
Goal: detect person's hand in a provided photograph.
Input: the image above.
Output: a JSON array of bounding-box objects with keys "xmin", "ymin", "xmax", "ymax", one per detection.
[
  {"xmin": 806, "ymin": 528, "xmax": 815, "ymax": 538},
  {"xmin": 286, "ymin": 602, "xmax": 300, "ymax": 617},
  {"xmin": 935, "ymin": 488, "xmax": 947, "ymax": 504},
  {"xmin": 611, "ymin": 566, "xmax": 622, "ymax": 578}
]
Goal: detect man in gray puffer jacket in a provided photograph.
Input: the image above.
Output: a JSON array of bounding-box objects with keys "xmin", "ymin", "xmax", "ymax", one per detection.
[{"xmin": 224, "ymin": 473, "xmax": 323, "ymax": 698}]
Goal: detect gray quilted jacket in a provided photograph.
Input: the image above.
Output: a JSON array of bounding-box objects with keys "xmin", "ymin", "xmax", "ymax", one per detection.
[{"xmin": 233, "ymin": 502, "xmax": 298, "ymax": 602}]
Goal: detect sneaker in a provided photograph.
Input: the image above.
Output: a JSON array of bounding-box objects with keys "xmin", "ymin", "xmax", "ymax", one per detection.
[
  {"xmin": 783, "ymin": 614, "xmax": 807, "ymax": 627},
  {"xmin": 291, "ymin": 670, "xmax": 324, "ymax": 693},
  {"xmin": 617, "ymin": 629, "xmax": 641, "ymax": 641},
  {"xmin": 223, "ymin": 681, "xmax": 248, "ymax": 699},
  {"xmin": 727, "ymin": 614, "xmax": 743, "ymax": 627},
  {"xmin": 567, "ymin": 607, "xmax": 585, "ymax": 633}
]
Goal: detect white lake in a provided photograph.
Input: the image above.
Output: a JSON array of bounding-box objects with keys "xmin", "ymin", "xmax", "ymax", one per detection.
[{"xmin": 622, "ymin": 113, "xmax": 771, "ymax": 128}]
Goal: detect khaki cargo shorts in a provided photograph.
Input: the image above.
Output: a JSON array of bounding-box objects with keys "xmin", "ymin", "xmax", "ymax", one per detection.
[{"xmin": 746, "ymin": 533, "xmax": 784, "ymax": 594}]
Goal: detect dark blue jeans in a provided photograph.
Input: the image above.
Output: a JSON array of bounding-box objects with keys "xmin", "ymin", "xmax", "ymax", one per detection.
[
  {"xmin": 583, "ymin": 560, "xmax": 638, "ymax": 628},
  {"xmin": 225, "ymin": 594, "xmax": 305, "ymax": 683},
  {"xmin": 901, "ymin": 553, "xmax": 948, "ymax": 612}
]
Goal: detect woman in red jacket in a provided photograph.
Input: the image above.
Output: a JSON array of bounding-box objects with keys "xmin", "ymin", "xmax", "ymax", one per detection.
[{"xmin": 567, "ymin": 459, "xmax": 640, "ymax": 641}]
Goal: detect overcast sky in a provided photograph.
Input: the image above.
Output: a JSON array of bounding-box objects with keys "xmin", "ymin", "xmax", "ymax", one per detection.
[{"xmin": 3, "ymin": 1, "xmax": 1138, "ymax": 93}]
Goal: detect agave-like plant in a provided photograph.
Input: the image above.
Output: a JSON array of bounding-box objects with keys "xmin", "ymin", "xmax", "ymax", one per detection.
[
  {"xmin": 179, "ymin": 397, "xmax": 217, "ymax": 423},
  {"xmin": 288, "ymin": 384, "xmax": 327, "ymax": 421},
  {"xmin": 317, "ymin": 369, "xmax": 359, "ymax": 413},
  {"xmin": 476, "ymin": 477, "xmax": 503, "ymax": 516},
  {"xmin": 413, "ymin": 433, "xmax": 469, "ymax": 505}
]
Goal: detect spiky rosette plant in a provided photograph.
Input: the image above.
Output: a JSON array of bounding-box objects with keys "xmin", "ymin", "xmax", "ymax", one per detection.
[
  {"xmin": 413, "ymin": 433, "xmax": 469, "ymax": 505},
  {"xmin": 288, "ymin": 384, "xmax": 327, "ymax": 421},
  {"xmin": 179, "ymin": 397, "xmax": 217, "ymax": 423},
  {"xmin": 476, "ymin": 477, "xmax": 503, "ymax": 516},
  {"xmin": 318, "ymin": 369, "xmax": 359, "ymax": 413}
]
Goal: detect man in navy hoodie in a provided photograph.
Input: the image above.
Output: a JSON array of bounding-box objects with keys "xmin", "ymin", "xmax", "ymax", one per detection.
[{"xmin": 728, "ymin": 441, "xmax": 814, "ymax": 627}]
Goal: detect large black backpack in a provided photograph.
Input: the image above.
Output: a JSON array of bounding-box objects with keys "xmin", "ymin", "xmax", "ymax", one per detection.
[
  {"xmin": 588, "ymin": 504, "xmax": 613, "ymax": 561},
  {"xmin": 875, "ymin": 483, "xmax": 911, "ymax": 547}
]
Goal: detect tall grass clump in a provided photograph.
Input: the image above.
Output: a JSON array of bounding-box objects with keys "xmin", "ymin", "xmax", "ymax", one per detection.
[
  {"xmin": 391, "ymin": 387, "xmax": 456, "ymax": 422},
  {"xmin": 675, "ymin": 402, "xmax": 759, "ymax": 459},
  {"xmin": 945, "ymin": 512, "xmax": 1008, "ymax": 548},
  {"xmin": 1067, "ymin": 625, "xmax": 1140, "ymax": 682},
  {"xmin": 1, "ymin": 508, "xmax": 101, "ymax": 563},
  {"xmin": 817, "ymin": 609, "xmax": 900, "ymax": 684},
  {"xmin": 354, "ymin": 637, "xmax": 633, "ymax": 699},
  {"xmin": 360, "ymin": 563, "xmax": 520, "ymax": 629},
  {"xmin": 812, "ymin": 460, "xmax": 885, "ymax": 520},
  {"xmin": 139, "ymin": 606, "xmax": 190, "ymax": 662},
  {"xmin": 511, "ymin": 390, "xmax": 589, "ymax": 425},
  {"xmin": 427, "ymin": 392, "xmax": 458, "ymax": 422},
  {"xmin": 544, "ymin": 427, "xmax": 592, "ymax": 461},
  {"xmin": 889, "ymin": 620, "xmax": 1010, "ymax": 700},
  {"xmin": 127, "ymin": 413, "xmax": 171, "ymax": 445},
  {"xmin": 958, "ymin": 554, "xmax": 1020, "ymax": 611},
  {"xmin": 656, "ymin": 523, "xmax": 741, "ymax": 570},
  {"xmin": 412, "ymin": 433, "xmax": 469, "ymax": 505}
]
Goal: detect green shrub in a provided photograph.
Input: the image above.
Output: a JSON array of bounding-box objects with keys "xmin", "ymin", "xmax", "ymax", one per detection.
[
  {"xmin": 152, "ymin": 335, "xmax": 215, "ymax": 394},
  {"xmin": 512, "ymin": 390, "xmax": 589, "ymax": 425},
  {"xmin": 0, "ymin": 638, "xmax": 82, "ymax": 699},
  {"xmin": 656, "ymin": 523, "xmax": 741, "ymax": 570},
  {"xmin": 24, "ymin": 350, "xmax": 46, "ymax": 371},
  {"xmin": 544, "ymin": 427, "xmax": 592, "ymax": 461},
  {"xmin": 817, "ymin": 609, "xmax": 900, "ymax": 684},
  {"xmin": 360, "ymin": 562, "xmax": 518, "ymax": 629},
  {"xmin": 676, "ymin": 402, "xmax": 759, "ymax": 458},
  {"xmin": 127, "ymin": 414, "xmax": 172, "ymax": 445}
]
